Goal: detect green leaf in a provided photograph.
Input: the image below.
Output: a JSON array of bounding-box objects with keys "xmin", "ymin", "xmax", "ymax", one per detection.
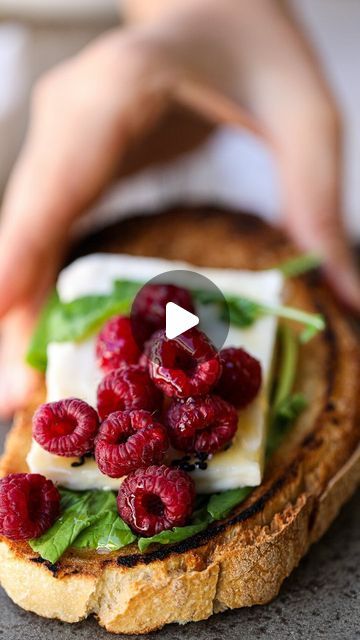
[
  {"xmin": 255, "ymin": 301, "xmax": 325, "ymax": 344},
  {"xmin": 26, "ymin": 291, "xmax": 60, "ymax": 371},
  {"xmin": 137, "ymin": 486, "xmax": 255, "ymax": 553},
  {"xmin": 59, "ymin": 487, "xmax": 90, "ymax": 510},
  {"xmin": 72, "ymin": 490, "xmax": 136, "ymax": 552},
  {"xmin": 207, "ymin": 486, "xmax": 252, "ymax": 520},
  {"xmin": 26, "ymin": 280, "xmax": 141, "ymax": 371},
  {"xmin": 267, "ymin": 326, "xmax": 308, "ymax": 457},
  {"xmin": 138, "ymin": 512, "xmax": 212, "ymax": 553},
  {"xmin": 192, "ymin": 289, "xmax": 325, "ymax": 342},
  {"xmin": 27, "ymin": 274, "xmax": 325, "ymax": 373},
  {"xmin": 73, "ymin": 510, "xmax": 136, "ymax": 552},
  {"xmin": 113, "ymin": 279, "xmax": 143, "ymax": 298},
  {"xmin": 47, "ymin": 295, "xmax": 131, "ymax": 343},
  {"xmin": 227, "ymin": 297, "xmax": 260, "ymax": 327},
  {"xmin": 272, "ymin": 325, "xmax": 298, "ymax": 410},
  {"xmin": 29, "ymin": 489, "xmax": 135, "ymax": 562},
  {"xmin": 276, "ymin": 393, "xmax": 308, "ymax": 422},
  {"xmin": 267, "ymin": 393, "xmax": 307, "ymax": 457},
  {"xmin": 277, "ymin": 253, "xmax": 322, "ymax": 278},
  {"xmin": 29, "ymin": 491, "xmax": 93, "ymax": 564}
]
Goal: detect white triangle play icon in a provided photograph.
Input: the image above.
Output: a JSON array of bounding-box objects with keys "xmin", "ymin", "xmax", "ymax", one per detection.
[{"xmin": 165, "ymin": 302, "xmax": 199, "ymax": 339}]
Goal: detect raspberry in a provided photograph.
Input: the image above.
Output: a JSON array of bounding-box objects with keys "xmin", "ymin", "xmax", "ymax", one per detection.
[
  {"xmin": 95, "ymin": 410, "xmax": 169, "ymax": 478},
  {"xmin": 131, "ymin": 283, "xmax": 195, "ymax": 344},
  {"xmin": 0, "ymin": 473, "xmax": 60, "ymax": 540},
  {"xmin": 144, "ymin": 328, "xmax": 221, "ymax": 399},
  {"xmin": 117, "ymin": 465, "xmax": 195, "ymax": 536},
  {"xmin": 215, "ymin": 347, "xmax": 262, "ymax": 409},
  {"xmin": 96, "ymin": 315, "xmax": 141, "ymax": 372},
  {"xmin": 97, "ymin": 364, "xmax": 162, "ymax": 420},
  {"xmin": 166, "ymin": 395, "xmax": 238, "ymax": 454},
  {"xmin": 33, "ymin": 398, "xmax": 99, "ymax": 457}
]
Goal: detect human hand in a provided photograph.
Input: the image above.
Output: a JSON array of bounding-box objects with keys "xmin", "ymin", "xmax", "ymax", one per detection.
[{"xmin": 0, "ymin": 0, "xmax": 358, "ymax": 417}]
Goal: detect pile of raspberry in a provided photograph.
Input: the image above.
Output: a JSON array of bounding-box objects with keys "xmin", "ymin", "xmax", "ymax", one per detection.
[{"xmin": 0, "ymin": 284, "xmax": 261, "ymax": 542}]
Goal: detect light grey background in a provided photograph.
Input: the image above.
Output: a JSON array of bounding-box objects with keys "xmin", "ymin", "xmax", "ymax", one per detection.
[{"xmin": 0, "ymin": 421, "xmax": 358, "ymax": 640}]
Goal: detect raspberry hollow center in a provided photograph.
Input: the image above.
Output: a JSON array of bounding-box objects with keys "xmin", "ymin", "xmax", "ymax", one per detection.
[
  {"xmin": 174, "ymin": 351, "xmax": 197, "ymax": 374},
  {"xmin": 142, "ymin": 493, "xmax": 165, "ymax": 517},
  {"xmin": 49, "ymin": 416, "xmax": 77, "ymax": 438},
  {"xmin": 28, "ymin": 486, "xmax": 43, "ymax": 523}
]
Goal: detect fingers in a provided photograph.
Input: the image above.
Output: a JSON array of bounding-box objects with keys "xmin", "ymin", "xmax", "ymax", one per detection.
[
  {"xmin": 275, "ymin": 103, "xmax": 360, "ymax": 312},
  {"xmin": 0, "ymin": 28, "xmax": 174, "ymax": 415},
  {"xmin": 0, "ymin": 29, "xmax": 172, "ymax": 319},
  {"xmin": 0, "ymin": 307, "xmax": 42, "ymax": 419},
  {"xmin": 0, "ymin": 156, "xmax": 68, "ymax": 317}
]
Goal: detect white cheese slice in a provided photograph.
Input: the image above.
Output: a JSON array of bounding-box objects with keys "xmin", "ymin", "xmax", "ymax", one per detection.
[{"xmin": 27, "ymin": 253, "xmax": 283, "ymax": 493}]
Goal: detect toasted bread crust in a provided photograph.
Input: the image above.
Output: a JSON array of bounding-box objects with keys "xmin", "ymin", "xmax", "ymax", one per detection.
[{"xmin": 0, "ymin": 208, "xmax": 359, "ymax": 634}]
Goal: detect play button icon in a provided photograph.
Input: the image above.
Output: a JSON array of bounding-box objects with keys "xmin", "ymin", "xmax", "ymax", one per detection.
[
  {"xmin": 165, "ymin": 302, "xmax": 199, "ymax": 339},
  {"xmin": 130, "ymin": 268, "xmax": 230, "ymax": 361}
]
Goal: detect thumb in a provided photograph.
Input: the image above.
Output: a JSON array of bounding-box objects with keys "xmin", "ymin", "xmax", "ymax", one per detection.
[
  {"xmin": 276, "ymin": 108, "xmax": 360, "ymax": 311},
  {"xmin": 0, "ymin": 306, "xmax": 42, "ymax": 419},
  {"xmin": 0, "ymin": 173, "xmax": 68, "ymax": 318}
]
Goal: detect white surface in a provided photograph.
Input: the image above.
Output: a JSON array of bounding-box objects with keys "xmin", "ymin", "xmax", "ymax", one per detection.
[
  {"xmin": 165, "ymin": 302, "xmax": 199, "ymax": 340},
  {"xmin": 0, "ymin": 24, "xmax": 30, "ymax": 193},
  {"xmin": 0, "ymin": 0, "xmax": 117, "ymax": 22},
  {"xmin": 57, "ymin": 253, "xmax": 284, "ymax": 303},
  {"xmin": 28, "ymin": 253, "xmax": 283, "ymax": 493}
]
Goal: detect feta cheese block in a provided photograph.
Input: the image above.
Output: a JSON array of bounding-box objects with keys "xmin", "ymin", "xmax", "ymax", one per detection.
[{"xmin": 27, "ymin": 253, "xmax": 284, "ymax": 493}]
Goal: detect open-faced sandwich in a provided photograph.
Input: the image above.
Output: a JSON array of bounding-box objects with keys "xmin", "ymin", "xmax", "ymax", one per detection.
[{"xmin": 0, "ymin": 209, "xmax": 359, "ymax": 634}]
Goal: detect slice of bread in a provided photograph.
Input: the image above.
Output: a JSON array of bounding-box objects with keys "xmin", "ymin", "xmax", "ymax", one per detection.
[{"xmin": 0, "ymin": 208, "xmax": 359, "ymax": 635}]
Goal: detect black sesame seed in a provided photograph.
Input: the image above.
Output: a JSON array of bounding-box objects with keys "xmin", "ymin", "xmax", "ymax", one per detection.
[
  {"xmin": 71, "ymin": 451, "xmax": 94, "ymax": 467},
  {"xmin": 71, "ymin": 456, "xmax": 85, "ymax": 467},
  {"xmin": 181, "ymin": 463, "xmax": 196, "ymax": 472},
  {"xmin": 195, "ymin": 452, "xmax": 209, "ymax": 461}
]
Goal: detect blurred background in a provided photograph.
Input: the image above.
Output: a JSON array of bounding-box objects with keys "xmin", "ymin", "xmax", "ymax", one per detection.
[{"xmin": 0, "ymin": 0, "xmax": 359, "ymax": 237}]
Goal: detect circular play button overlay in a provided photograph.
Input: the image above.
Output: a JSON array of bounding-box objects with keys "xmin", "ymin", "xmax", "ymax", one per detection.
[{"xmin": 130, "ymin": 269, "xmax": 230, "ymax": 360}]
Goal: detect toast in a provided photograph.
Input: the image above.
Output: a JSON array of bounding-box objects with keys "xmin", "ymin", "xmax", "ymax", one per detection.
[{"xmin": 0, "ymin": 207, "xmax": 359, "ymax": 635}]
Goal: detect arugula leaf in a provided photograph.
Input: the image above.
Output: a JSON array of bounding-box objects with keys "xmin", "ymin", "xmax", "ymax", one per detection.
[
  {"xmin": 277, "ymin": 253, "xmax": 322, "ymax": 278},
  {"xmin": 138, "ymin": 508, "xmax": 213, "ymax": 552},
  {"xmin": 73, "ymin": 510, "xmax": 136, "ymax": 552},
  {"xmin": 227, "ymin": 297, "xmax": 260, "ymax": 327},
  {"xmin": 275, "ymin": 393, "xmax": 308, "ymax": 423},
  {"xmin": 27, "ymin": 273, "xmax": 325, "ymax": 373},
  {"xmin": 26, "ymin": 291, "xmax": 60, "ymax": 371},
  {"xmin": 272, "ymin": 325, "xmax": 298, "ymax": 410},
  {"xmin": 72, "ymin": 490, "xmax": 136, "ymax": 552},
  {"xmin": 138, "ymin": 486, "xmax": 255, "ymax": 552},
  {"xmin": 113, "ymin": 279, "xmax": 143, "ymax": 298},
  {"xmin": 267, "ymin": 326, "xmax": 307, "ymax": 457},
  {"xmin": 58, "ymin": 487, "xmax": 90, "ymax": 510},
  {"xmin": 29, "ymin": 491, "xmax": 93, "ymax": 563},
  {"xmin": 26, "ymin": 280, "xmax": 140, "ymax": 371},
  {"xmin": 207, "ymin": 487, "xmax": 252, "ymax": 520},
  {"xmin": 192, "ymin": 290, "xmax": 325, "ymax": 342},
  {"xmin": 138, "ymin": 521, "xmax": 209, "ymax": 553},
  {"xmin": 47, "ymin": 295, "xmax": 131, "ymax": 343},
  {"xmin": 259, "ymin": 303, "xmax": 325, "ymax": 344},
  {"xmin": 29, "ymin": 489, "xmax": 135, "ymax": 562},
  {"xmin": 267, "ymin": 393, "xmax": 307, "ymax": 457}
]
